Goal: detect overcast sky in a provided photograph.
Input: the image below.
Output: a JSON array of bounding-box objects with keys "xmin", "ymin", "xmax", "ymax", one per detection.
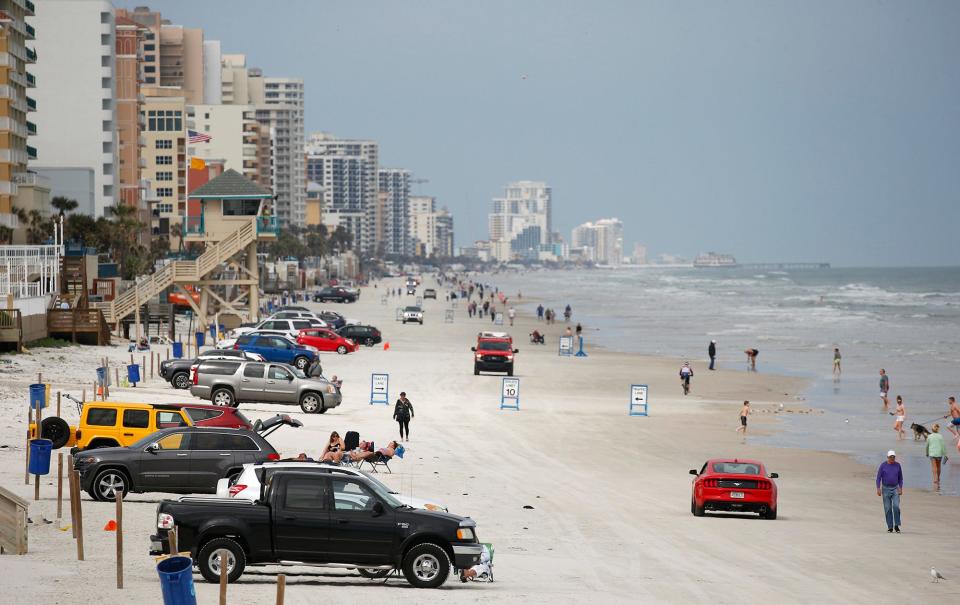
[{"xmin": 149, "ymin": 0, "xmax": 959, "ymax": 266}]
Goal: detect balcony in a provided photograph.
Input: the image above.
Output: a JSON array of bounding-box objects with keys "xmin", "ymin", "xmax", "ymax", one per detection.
[
  {"xmin": 26, "ymin": 96, "xmax": 36, "ymax": 112},
  {"xmin": 25, "ymin": 24, "xmax": 35, "ymax": 40},
  {"xmin": 182, "ymin": 214, "xmax": 204, "ymax": 236},
  {"xmin": 0, "ymin": 117, "xmax": 28, "ymax": 138},
  {"xmin": 0, "ymin": 181, "xmax": 16, "ymax": 195},
  {"xmin": 24, "ymin": 0, "xmax": 35, "ymax": 16},
  {"xmin": 26, "ymin": 145, "xmax": 36, "ymax": 160},
  {"xmin": 25, "ymin": 120, "xmax": 35, "ymax": 135},
  {"xmin": 0, "ymin": 85, "xmax": 12, "ymax": 100},
  {"xmin": 138, "ymin": 136, "xmax": 147, "ymax": 147},
  {"xmin": 257, "ymin": 215, "xmax": 279, "ymax": 236},
  {"xmin": 25, "ymin": 72, "xmax": 35, "ymax": 88},
  {"xmin": 0, "ymin": 212, "xmax": 20, "ymax": 229},
  {"xmin": 25, "ymin": 47, "xmax": 36, "ymax": 63},
  {"xmin": 13, "ymin": 172, "xmax": 50, "ymax": 188}
]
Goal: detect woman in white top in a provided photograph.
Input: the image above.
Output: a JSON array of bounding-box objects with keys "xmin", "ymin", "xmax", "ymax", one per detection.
[{"xmin": 893, "ymin": 396, "xmax": 906, "ymax": 441}]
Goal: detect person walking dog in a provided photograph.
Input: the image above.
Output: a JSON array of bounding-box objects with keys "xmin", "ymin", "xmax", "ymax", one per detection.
[
  {"xmin": 393, "ymin": 391, "xmax": 415, "ymax": 442},
  {"xmin": 876, "ymin": 450, "xmax": 903, "ymax": 533}
]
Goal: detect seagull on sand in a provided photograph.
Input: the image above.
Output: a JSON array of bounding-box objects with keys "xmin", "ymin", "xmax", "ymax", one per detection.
[{"xmin": 930, "ymin": 567, "xmax": 946, "ymax": 583}]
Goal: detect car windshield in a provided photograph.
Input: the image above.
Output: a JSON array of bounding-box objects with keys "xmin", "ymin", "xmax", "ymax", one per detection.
[
  {"xmin": 405, "ymin": 306, "xmax": 421, "ymax": 312},
  {"xmin": 712, "ymin": 462, "xmax": 761, "ymax": 475},
  {"xmin": 292, "ymin": 368, "xmax": 307, "ymax": 379},
  {"xmin": 360, "ymin": 474, "xmax": 404, "ymax": 508},
  {"xmin": 479, "ymin": 341, "xmax": 511, "ymax": 351}
]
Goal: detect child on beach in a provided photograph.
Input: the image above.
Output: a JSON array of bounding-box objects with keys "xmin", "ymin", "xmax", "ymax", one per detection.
[
  {"xmin": 893, "ymin": 396, "xmax": 906, "ymax": 440},
  {"xmin": 736, "ymin": 401, "xmax": 751, "ymax": 433}
]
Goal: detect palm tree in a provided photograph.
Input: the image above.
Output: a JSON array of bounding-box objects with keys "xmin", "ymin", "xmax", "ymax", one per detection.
[
  {"xmin": 50, "ymin": 195, "xmax": 79, "ymax": 217},
  {"xmin": 25, "ymin": 209, "xmax": 53, "ymax": 244},
  {"xmin": 0, "ymin": 225, "xmax": 12, "ymax": 245}
]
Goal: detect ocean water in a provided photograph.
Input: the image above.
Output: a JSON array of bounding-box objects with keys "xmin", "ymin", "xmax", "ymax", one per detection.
[{"xmin": 481, "ymin": 267, "xmax": 960, "ymax": 495}]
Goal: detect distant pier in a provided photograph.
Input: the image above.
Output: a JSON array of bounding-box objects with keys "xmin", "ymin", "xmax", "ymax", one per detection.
[{"xmin": 738, "ymin": 262, "xmax": 831, "ymax": 270}]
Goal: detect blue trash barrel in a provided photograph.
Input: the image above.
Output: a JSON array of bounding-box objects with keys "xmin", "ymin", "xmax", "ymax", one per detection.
[
  {"xmin": 96, "ymin": 367, "xmax": 106, "ymax": 385},
  {"xmin": 157, "ymin": 556, "xmax": 198, "ymax": 605},
  {"xmin": 208, "ymin": 325, "xmax": 216, "ymax": 339},
  {"xmin": 28, "ymin": 439, "xmax": 52, "ymax": 475},
  {"xmin": 172, "ymin": 342, "xmax": 183, "ymax": 358},
  {"xmin": 29, "ymin": 383, "xmax": 47, "ymax": 410},
  {"xmin": 128, "ymin": 364, "xmax": 141, "ymax": 385},
  {"xmin": 195, "ymin": 331, "xmax": 205, "ymax": 347}
]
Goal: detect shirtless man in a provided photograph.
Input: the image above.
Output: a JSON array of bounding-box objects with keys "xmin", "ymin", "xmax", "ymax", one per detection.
[
  {"xmin": 945, "ymin": 396, "xmax": 960, "ymax": 439},
  {"xmin": 736, "ymin": 401, "xmax": 751, "ymax": 433},
  {"xmin": 349, "ymin": 440, "xmax": 399, "ymax": 463}
]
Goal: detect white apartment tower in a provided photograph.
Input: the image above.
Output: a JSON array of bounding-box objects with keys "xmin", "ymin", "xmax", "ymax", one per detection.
[
  {"xmin": 488, "ymin": 180, "xmax": 551, "ymax": 260},
  {"xmin": 262, "ymin": 77, "xmax": 305, "ymax": 228},
  {"xmin": 31, "ymin": 0, "xmax": 118, "ymax": 217},
  {"xmin": 379, "ymin": 168, "xmax": 410, "ymax": 256},
  {"xmin": 305, "ymin": 133, "xmax": 379, "ymax": 254},
  {"xmin": 572, "ymin": 218, "xmax": 624, "ymax": 265}
]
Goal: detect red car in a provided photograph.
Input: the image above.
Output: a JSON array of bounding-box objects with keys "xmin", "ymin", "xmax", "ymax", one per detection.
[
  {"xmin": 161, "ymin": 403, "xmax": 254, "ymax": 430},
  {"xmin": 689, "ymin": 458, "xmax": 779, "ymax": 519},
  {"xmin": 296, "ymin": 327, "xmax": 358, "ymax": 354}
]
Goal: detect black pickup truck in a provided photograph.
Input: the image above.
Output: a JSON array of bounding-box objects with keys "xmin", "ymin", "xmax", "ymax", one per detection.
[{"xmin": 149, "ymin": 470, "xmax": 482, "ymax": 588}]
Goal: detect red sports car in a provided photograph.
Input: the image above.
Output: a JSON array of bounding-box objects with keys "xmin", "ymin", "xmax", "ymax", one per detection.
[
  {"xmin": 690, "ymin": 458, "xmax": 779, "ymax": 519},
  {"xmin": 297, "ymin": 327, "xmax": 358, "ymax": 354}
]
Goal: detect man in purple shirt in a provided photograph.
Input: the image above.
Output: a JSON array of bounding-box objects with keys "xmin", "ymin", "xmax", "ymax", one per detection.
[{"xmin": 876, "ymin": 450, "xmax": 903, "ymax": 533}]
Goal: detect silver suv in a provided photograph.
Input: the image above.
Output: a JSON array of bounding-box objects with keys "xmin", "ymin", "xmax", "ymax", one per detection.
[{"xmin": 189, "ymin": 359, "xmax": 342, "ymax": 414}]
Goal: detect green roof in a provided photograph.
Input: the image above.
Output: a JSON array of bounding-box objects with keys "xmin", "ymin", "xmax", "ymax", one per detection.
[{"xmin": 189, "ymin": 169, "xmax": 273, "ymax": 199}]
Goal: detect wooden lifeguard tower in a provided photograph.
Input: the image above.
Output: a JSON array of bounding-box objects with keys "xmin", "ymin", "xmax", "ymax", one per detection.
[{"xmin": 94, "ymin": 169, "xmax": 277, "ymax": 330}]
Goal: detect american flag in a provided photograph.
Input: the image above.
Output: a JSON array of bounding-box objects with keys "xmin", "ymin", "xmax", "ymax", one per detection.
[{"xmin": 188, "ymin": 129, "xmax": 212, "ymax": 143}]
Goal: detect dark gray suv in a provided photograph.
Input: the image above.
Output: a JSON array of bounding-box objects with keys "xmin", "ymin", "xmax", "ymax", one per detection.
[{"xmin": 75, "ymin": 427, "xmax": 280, "ymax": 501}]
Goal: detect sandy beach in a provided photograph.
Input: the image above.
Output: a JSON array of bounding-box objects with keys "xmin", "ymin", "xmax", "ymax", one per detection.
[{"xmin": 0, "ymin": 276, "xmax": 955, "ymax": 604}]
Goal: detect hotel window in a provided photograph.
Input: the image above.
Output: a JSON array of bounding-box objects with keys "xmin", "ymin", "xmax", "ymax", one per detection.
[
  {"xmin": 156, "ymin": 155, "xmax": 172, "ymax": 165},
  {"xmin": 156, "ymin": 171, "xmax": 173, "ymax": 181},
  {"xmin": 144, "ymin": 44, "xmax": 155, "ymax": 51},
  {"xmin": 156, "ymin": 203, "xmax": 173, "ymax": 214},
  {"xmin": 155, "ymin": 140, "xmax": 172, "ymax": 149},
  {"xmin": 156, "ymin": 187, "xmax": 173, "ymax": 197}
]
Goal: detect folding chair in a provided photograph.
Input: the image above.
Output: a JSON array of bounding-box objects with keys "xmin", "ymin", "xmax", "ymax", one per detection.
[
  {"xmin": 364, "ymin": 444, "xmax": 404, "ymax": 473},
  {"xmin": 341, "ymin": 431, "xmax": 361, "ymax": 468}
]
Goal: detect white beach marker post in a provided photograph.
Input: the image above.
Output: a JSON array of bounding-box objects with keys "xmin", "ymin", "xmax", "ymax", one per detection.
[
  {"xmin": 629, "ymin": 384, "xmax": 649, "ymax": 416},
  {"xmin": 501, "ymin": 377, "xmax": 520, "ymax": 411},
  {"xmin": 370, "ymin": 373, "xmax": 390, "ymax": 405}
]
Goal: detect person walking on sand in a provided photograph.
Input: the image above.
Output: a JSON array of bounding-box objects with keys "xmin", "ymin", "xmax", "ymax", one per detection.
[
  {"xmin": 876, "ymin": 450, "xmax": 903, "ymax": 533},
  {"xmin": 833, "ymin": 348, "xmax": 842, "ymax": 376},
  {"xmin": 564, "ymin": 325, "xmax": 573, "ymax": 337},
  {"xmin": 537, "ymin": 304, "xmax": 544, "ymax": 321},
  {"xmin": 945, "ymin": 396, "xmax": 960, "ymax": 439},
  {"xmin": 679, "ymin": 362, "xmax": 693, "ymax": 395},
  {"xmin": 708, "ymin": 340, "xmax": 717, "ymax": 370},
  {"xmin": 393, "ymin": 392, "xmax": 414, "ymax": 441},
  {"xmin": 508, "ymin": 307, "xmax": 516, "ymax": 326},
  {"xmin": 575, "ymin": 322, "xmax": 583, "ymax": 339},
  {"xmin": 926, "ymin": 424, "xmax": 946, "ymax": 492},
  {"xmin": 879, "ymin": 369, "xmax": 890, "ymax": 410},
  {"xmin": 893, "ymin": 396, "xmax": 906, "ymax": 440},
  {"xmin": 745, "ymin": 348, "xmax": 759, "ymax": 371},
  {"xmin": 736, "ymin": 401, "xmax": 751, "ymax": 433},
  {"xmin": 564, "ymin": 304, "xmax": 572, "ymax": 322}
]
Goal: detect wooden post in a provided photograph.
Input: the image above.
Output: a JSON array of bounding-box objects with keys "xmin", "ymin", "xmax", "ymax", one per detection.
[
  {"xmin": 57, "ymin": 391, "xmax": 61, "ymax": 418},
  {"xmin": 68, "ymin": 462, "xmax": 77, "ymax": 538},
  {"xmin": 276, "ymin": 574, "xmax": 286, "ymax": 605},
  {"xmin": 115, "ymin": 367, "xmax": 119, "ymax": 389},
  {"xmin": 168, "ymin": 526, "xmax": 178, "ymax": 555},
  {"xmin": 143, "ymin": 355, "xmax": 147, "ymax": 381},
  {"xmin": 24, "ymin": 406, "xmax": 31, "ymax": 484},
  {"xmin": 73, "ymin": 470, "xmax": 84, "ymax": 560},
  {"xmin": 150, "ymin": 352, "xmax": 154, "ymax": 379},
  {"xmin": 219, "ymin": 553, "xmax": 228, "ymax": 604},
  {"xmin": 37, "ymin": 371, "xmax": 41, "ymax": 383},
  {"xmin": 56, "ymin": 452, "xmax": 63, "ymax": 525},
  {"xmin": 82, "ymin": 388, "xmax": 86, "ymax": 403},
  {"xmin": 115, "ymin": 491, "xmax": 123, "ymax": 589}
]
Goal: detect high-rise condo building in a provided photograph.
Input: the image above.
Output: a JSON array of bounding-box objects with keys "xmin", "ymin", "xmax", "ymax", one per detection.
[
  {"xmin": 379, "ymin": 168, "xmax": 410, "ymax": 256},
  {"xmin": 31, "ymin": 0, "xmax": 117, "ymax": 218},
  {"xmin": 140, "ymin": 88, "xmax": 185, "ymax": 241},
  {"xmin": 408, "ymin": 195, "xmax": 454, "ymax": 258},
  {"xmin": 114, "ymin": 13, "xmax": 148, "ymax": 240},
  {"xmin": 262, "ymin": 77, "xmax": 305, "ymax": 228},
  {"xmin": 571, "ymin": 218, "xmax": 624, "ymax": 265},
  {"xmin": 305, "ymin": 132, "xmax": 379, "ymax": 253},
  {"xmin": 488, "ymin": 180, "xmax": 551, "ymax": 261},
  {"xmin": 188, "ymin": 104, "xmax": 269, "ymax": 190},
  {"xmin": 0, "ymin": 0, "xmax": 43, "ymax": 233},
  {"xmin": 119, "ymin": 6, "xmax": 204, "ymax": 104}
]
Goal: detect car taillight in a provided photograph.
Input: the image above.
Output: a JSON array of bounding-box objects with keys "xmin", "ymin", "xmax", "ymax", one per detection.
[
  {"xmin": 157, "ymin": 512, "xmax": 175, "ymax": 529},
  {"xmin": 703, "ymin": 479, "xmax": 717, "ymax": 487},
  {"xmin": 191, "ymin": 367, "xmax": 199, "ymax": 385},
  {"xmin": 757, "ymin": 480, "xmax": 771, "ymax": 490},
  {"xmin": 267, "ymin": 453, "xmax": 280, "ymax": 461},
  {"xmin": 228, "ymin": 484, "xmax": 247, "ymax": 497},
  {"xmin": 233, "ymin": 343, "xmax": 239, "ymax": 349}
]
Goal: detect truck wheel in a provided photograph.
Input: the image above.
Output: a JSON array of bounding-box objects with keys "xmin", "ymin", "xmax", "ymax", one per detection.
[
  {"xmin": 358, "ymin": 568, "xmax": 391, "ymax": 579},
  {"xmin": 299, "ymin": 392, "xmax": 323, "ymax": 414},
  {"xmin": 198, "ymin": 537, "xmax": 246, "ymax": 584},
  {"xmin": 211, "ymin": 388, "xmax": 235, "ymax": 407},
  {"xmin": 92, "ymin": 468, "xmax": 129, "ymax": 502},
  {"xmin": 293, "ymin": 356, "xmax": 310, "ymax": 370},
  {"xmin": 402, "ymin": 543, "xmax": 450, "ymax": 588},
  {"xmin": 41, "ymin": 417, "xmax": 71, "ymax": 449},
  {"xmin": 336, "ymin": 345, "xmax": 348, "ymax": 355},
  {"xmin": 172, "ymin": 372, "xmax": 190, "ymax": 389}
]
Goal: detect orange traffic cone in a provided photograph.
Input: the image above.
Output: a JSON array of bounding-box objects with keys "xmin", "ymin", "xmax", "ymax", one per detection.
[
  {"xmin": 103, "ymin": 519, "xmax": 117, "ymax": 531},
  {"xmin": 383, "ymin": 342, "xmax": 390, "ymax": 351}
]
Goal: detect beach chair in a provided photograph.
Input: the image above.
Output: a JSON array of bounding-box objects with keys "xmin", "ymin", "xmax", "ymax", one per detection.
[
  {"xmin": 341, "ymin": 431, "xmax": 361, "ymax": 467},
  {"xmin": 364, "ymin": 445, "xmax": 404, "ymax": 473}
]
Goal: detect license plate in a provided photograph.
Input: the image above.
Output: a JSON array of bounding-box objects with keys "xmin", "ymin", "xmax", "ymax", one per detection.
[{"xmin": 730, "ymin": 491, "xmax": 745, "ymax": 499}]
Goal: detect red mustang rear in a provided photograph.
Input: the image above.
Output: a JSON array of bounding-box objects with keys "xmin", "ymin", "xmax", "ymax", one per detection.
[{"xmin": 690, "ymin": 458, "xmax": 779, "ymax": 519}]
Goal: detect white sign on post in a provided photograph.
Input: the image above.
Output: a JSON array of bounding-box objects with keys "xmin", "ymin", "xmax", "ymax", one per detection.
[
  {"xmin": 558, "ymin": 335, "xmax": 573, "ymax": 356},
  {"xmin": 370, "ymin": 373, "xmax": 389, "ymax": 405},
  {"xmin": 494, "ymin": 313, "xmax": 504, "ymax": 325},
  {"xmin": 630, "ymin": 384, "xmax": 649, "ymax": 416},
  {"xmin": 501, "ymin": 377, "xmax": 520, "ymax": 410}
]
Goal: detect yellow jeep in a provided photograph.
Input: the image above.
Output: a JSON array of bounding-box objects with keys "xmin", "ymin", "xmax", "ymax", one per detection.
[{"xmin": 30, "ymin": 401, "xmax": 192, "ymax": 451}]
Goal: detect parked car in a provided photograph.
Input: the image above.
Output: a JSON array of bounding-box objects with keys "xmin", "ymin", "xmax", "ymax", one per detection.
[
  {"xmin": 269, "ymin": 310, "xmax": 321, "ymax": 321},
  {"xmin": 160, "ymin": 348, "xmax": 264, "ymax": 389},
  {"xmin": 277, "ymin": 305, "xmax": 311, "ymax": 312},
  {"xmin": 313, "ymin": 287, "xmax": 358, "ymax": 303},
  {"xmin": 234, "ymin": 334, "xmax": 319, "ymax": 370},
  {"xmin": 234, "ymin": 317, "xmax": 326, "ymax": 340},
  {"xmin": 472, "ymin": 332, "xmax": 518, "ymax": 376},
  {"xmin": 297, "ymin": 327, "xmax": 358, "ymax": 354},
  {"xmin": 338, "ymin": 324, "xmax": 382, "ymax": 347},
  {"xmin": 317, "ymin": 310, "xmax": 347, "ymax": 330},
  {"xmin": 423, "ymin": 288, "xmax": 437, "ymax": 299},
  {"xmin": 189, "ymin": 359, "xmax": 342, "ymax": 413},
  {"xmin": 406, "ymin": 285, "xmax": 417, "ymax": 295},
  {"xmin": 690, "ymin": 458, "xmax": 779, "ymax": 519},
  {"xmin": 75, "ymin": 426, "xmax": 282, "ymax": 501},
  {"xmin": 402, "ymin": 306, "xmax": 424, "ymax": 324},
  {"xmin": 30, "ymin": 400, "xmax": 245, "ymax": 452},
  {"xmin": 149, "ymin": 469, "xmax": 483, "ymax": 588},
  {"xmin": 217, "ymin": 461, "xmax": 448, "ymax": 511}
]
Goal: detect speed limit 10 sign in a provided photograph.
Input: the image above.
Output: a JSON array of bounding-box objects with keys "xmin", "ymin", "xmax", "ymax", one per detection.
[{"xmin": 501, "ymin": 377, "xmax": 520, "ymax": 410}]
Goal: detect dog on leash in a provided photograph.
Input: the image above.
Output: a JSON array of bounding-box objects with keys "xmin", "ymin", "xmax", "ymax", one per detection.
[{"xmin": 911, "ymin": 422, "xmax": 930, "ymax": 441}]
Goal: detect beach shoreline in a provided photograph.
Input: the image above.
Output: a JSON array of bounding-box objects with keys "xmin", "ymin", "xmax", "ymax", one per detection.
[{"xmin": 0, "ymin": 276, "xmax": 954, "ymax": 603}]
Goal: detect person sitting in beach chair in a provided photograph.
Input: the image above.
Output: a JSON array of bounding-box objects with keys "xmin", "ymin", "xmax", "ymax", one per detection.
[
  {"xmin": 530, "ymin": 330, "xmax": 545, "ymax": 345},
  {"xmin": 321, "ymin": 431, "xmax": 346, "ymax": 464},
  {"xmin": 350, "ymin": 441, "xmax": 404, "ymax": 473},
  {"xmin": 460, "ymin": 543, "xmax": 494, "ymax": 583}
]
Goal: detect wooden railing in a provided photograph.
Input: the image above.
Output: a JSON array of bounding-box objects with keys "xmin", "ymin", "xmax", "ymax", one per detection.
[{"xmin": 0, "ymin": 308, "xmax": 22, "ymax": 351}]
